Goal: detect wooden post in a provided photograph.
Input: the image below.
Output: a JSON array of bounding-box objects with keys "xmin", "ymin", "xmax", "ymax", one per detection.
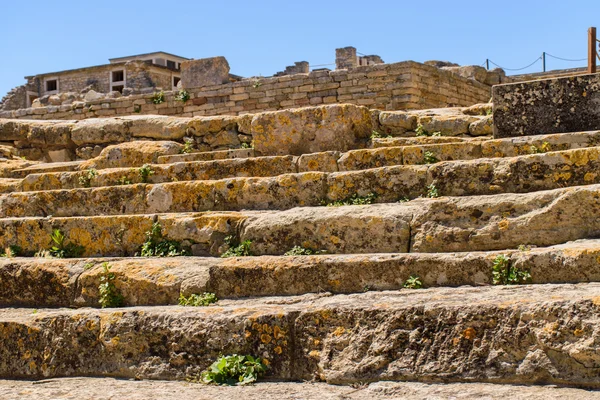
[{"xmin": 589, "ymin": 27, "xmax": 597, "ymax": 74}]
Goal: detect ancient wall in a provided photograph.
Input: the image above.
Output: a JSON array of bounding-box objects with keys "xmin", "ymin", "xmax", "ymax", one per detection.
[
  {"xmin": 493, "ymin": 72, "xmax": 600, "ymax": 138},
  {"xmin": 0, "ymin": 61, "xmax": 492, "ymax": 121}
]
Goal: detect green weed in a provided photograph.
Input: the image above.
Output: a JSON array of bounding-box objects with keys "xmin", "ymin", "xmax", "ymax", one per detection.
[
  {"xmin": 423, "ymin": 151, "xmax": 439, "ymax": 164},
  {"xmin": 284, "ymin": 246, "xmax": 325, "ymax": 256},
  {"xmin": 175, "ymin": 89, "xmax": 190, "ymax": 103},
  {"xmin": 78, "ymin": 168, "xmax": 98, "ymax": 188},
  {"xmin": 1, "ymin": 245, "xmax": 22, "ymax": 258},
  {"xmin": 403, "ymin": 275, "xmax": 423, "ymax": 289},
  {"xmin": 139, "ymin": 222, "xmax": 189, "ymax": 257},
  {"xmin": 98, "ymin": 262, "xmax": 124, "ymax": 308},
  {"xmin": 221, "ymin": 236, "xmax": 252, "ymax": 258},
  {"xmin": 426, "ymin": 184, "xmax": 440, "ymax": 198},
  {"xmin": 492, "ymin": 254, "xmax": 531, "ymax": 285},
  {"xmin": 180, "ymin": 139, "xmax": 195, "ymax": 154},
  {"xmin": 179, "ymin": 292, "xmax": 218, "ymax": 307},
  {"xmin": 47, "ymin": 229, "xmax": 84, "ymax": 258},
  {"xmin": 324, "ymin": 192, "xmax": 377, "ymax": 207},
  {"xmin": 116, "ymin": 176, "xmax": 133, "ymax": 185},
  {"xmin": 192, "ymin": 354, "xmax": 268, "ymax": 385},
  {"xmin": 138, "ymin": 164, "xmax": 155, "ymax": 183},
  {"xmin": 152, "ymin": 91, "xmax": 165, "ymax": 104}
]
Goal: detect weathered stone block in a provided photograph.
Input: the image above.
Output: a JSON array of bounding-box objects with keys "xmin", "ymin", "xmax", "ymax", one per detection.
[
  {"xmin": 493, "ymin": 73, "xmax": 600, "ymax": 138},
  {"xmin": 180, "ymin": 57, "xmax": 230, "ymax": 89},
  {"xmin": 251, "ymin": 104, "xmax": 373, "ymax": 156}
]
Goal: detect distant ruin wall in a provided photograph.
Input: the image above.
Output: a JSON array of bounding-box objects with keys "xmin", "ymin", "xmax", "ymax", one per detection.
[{"xmin": 0, "ymin": 61, "xmax": 492, "ymax": 121}]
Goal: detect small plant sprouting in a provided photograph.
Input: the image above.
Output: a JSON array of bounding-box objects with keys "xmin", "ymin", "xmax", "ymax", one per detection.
[
  {"xmin": 116, "ymin": 176, "xmax": 133, "ymax": 185},
  {"xmin": 397, "ymin": 197, "xmax": 410, "ymax": 203},
  {"xmin": 180, "ymin": 138, "xmax": 196, "ymax": 154},
  {"xmin": 415, "ymin": 124, "xmax": 441, "ymax": 137},
  {"xmin": 370, "ymin": 130, "xmax": 392, "ymax": 139},
  {"xmin": 486, "ymin": 108, "xmax": 493, "ymax": 116},
  {"xmin": 252, "ymin": 79, "xmax": 262, "ymax": 89},
  {"xmin": 138, "ymin": 164, "xmax": 155, "ymax": 183},
  {"xmin": 221, "ymin": 236, "xmax": 253, "ymax": 258},
  {"xmin": 98, "ymin": 262, "xmax": 124, "ymax": 308},
  {"xmin": 403, "ymin": 275, "xmax": 423, "ymax": 289},
  {"xmin": 139, "ymin": 222, "xmax": 188, "ymax": 257},
  {"xmin": 423, "ymin": 151, "xmax": 439, "ymax": 164},
  {"xmin": 175, "ymin": 89, "xmax": 190, "ymax": 103},
  {"xmin": 240, "ymin": 142, "xmax": 253, "ymax": 149},
  {"xmin": 492, "ymin": 254, "xmax": 532, "ymax": 285},
  {"xmin": 518, "ymin": 244, "xmax": 532, "ymax": 252},
  {"xmin": 47, "ymin": 229, "xmax": 84, "ymax": 258},
  {"xmin": 284, "ymin": 246, "xmax": 326, "ymax": 256},
  {"xmin": 152, "ymin": 91, "xmax": 165, "ymax": 104},
  {"xmin": 530, "ymin": 142, "xmax": 551, "ymax": 154},
  {"xmin": 1, "ymin": 245, "xmax": 22, "ymax": 258},
  {"xmin": 179, "ymin": 292, "xmax": 218, "ymax": 307},
  {"xmin": 78, "ymin": 168, "xmax": 98, "ymax": 188},
  {"xmin": 426, "ymin": 183, "xmax": 440, "ymax": 198},
  {"xmin": 133, "ymin": 104, "xmax": 142, "ymax": 113},
  {"xmin": 190, "ymin": 354, "xmax": 268, "ymax": 385},
  {"xmin": 324, "ymin": 192, "xmax": 378, "ymax": 207}
]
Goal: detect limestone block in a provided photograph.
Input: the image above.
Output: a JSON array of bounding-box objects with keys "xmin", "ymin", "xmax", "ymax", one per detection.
[
  {"xmin": 493, "ymin": 73, "xmax": 600, "ymax": 138},
  {"xmin": 297, "ymin": 151, "xmax": 340, "ymax": 173},
  {"xmin": 241, "ymin": 204, "xmax": 413, "ymax": 255},
  {"xmin": 47, "ymin": 149, "xmax": 72, "ymax": 162},
  {"xmin": 180, "ymin": 57, "xmax": 230, "ymax": 89},
  {"xmin": 327, "ymin": 165, "xmax": 428, "ymax": 203},
  {"xmin": 79, "ymin": 140, "xmax": 182, "ymax": 170},
  {"xmin": 469, "ymin": 116, "xmax": 493, "ymax": 136},
  {"xmin": 379, "ymin": 111, "xmax": 418, "ymax": 132},
  {"xmin": 48, "ymin": 95, "xmax": 62, "ymax": 106},
  {"xmin": 125, "ymin": 115, "xmax": 190, "ymax": 140},
  {"xmin": 84, "ymin": 90, "xmax": 104, "ymax": 102},
  {"xmin": 251, "ymin": 104, "xmax": 372, "ymax": 156},
  {"xmin": 71, "ymin": 118, "xmax": 131, "ymax": 145},
  {"xmin": 419, "ymin": 115, "xmax": 479, "ymax": 136},
  {"xmin": 463, "ymin": 103, "xmax": 492, "ymax": 116}
]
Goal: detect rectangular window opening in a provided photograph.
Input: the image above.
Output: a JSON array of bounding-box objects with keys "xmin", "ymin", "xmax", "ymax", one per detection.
[
  {"xmin": 111, "ymin": 85, "xmax": 124, "ymax": 94},
  {"xmin": 112, "ymin": 70, "xmax": 124, "ymax": 82},
  {"xmin": 167, "ymin": 60, "xmax": 177, "ymax": 69},
  {"xmin": 46, "ymin": 80, "xmax": 57, "ymax": 92},
  {"xmin": 173, "ymin": 77, "xmax": 181, "ymax": 87}
]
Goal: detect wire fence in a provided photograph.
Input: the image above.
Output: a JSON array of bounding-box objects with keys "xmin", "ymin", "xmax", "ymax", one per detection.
[
  {"xmin": 309, "ymin": 49, "xmax": 590, "ymax": 74},
  {"xmin": 481, "ymin": 52, "xmax": 588, "ymax": 74}
]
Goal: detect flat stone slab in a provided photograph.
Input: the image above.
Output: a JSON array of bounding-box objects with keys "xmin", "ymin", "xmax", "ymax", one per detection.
[
  {"xmin": 2, "ymin": 239, "xmax": 600, "ymax": 307},
  {"xmin": 493, "ymin": 73, "xmax": 600, "ymax": 138},
  {"xmin": 0, "ymin": 378, "xmax": 598, "ymax": 400},
  {"xmin": 4, "ymin": 284, "xmax": 600, "ymax": 385}
]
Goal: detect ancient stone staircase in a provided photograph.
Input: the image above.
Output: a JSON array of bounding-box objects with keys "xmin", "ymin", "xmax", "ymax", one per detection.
[{"xmin": 2, "ymin": 103, "xmax": 600, "ymax": 397}]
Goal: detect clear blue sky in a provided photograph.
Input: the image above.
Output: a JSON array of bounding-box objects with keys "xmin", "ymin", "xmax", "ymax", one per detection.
[{"xmin": 1, "ymin": 0, "xmax": 599, "ymax": 97}]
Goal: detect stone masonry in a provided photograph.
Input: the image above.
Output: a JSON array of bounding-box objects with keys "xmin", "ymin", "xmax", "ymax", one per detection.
[
  {"xmin": 0, "ymin": 61, "xmax": 494, "ymax": 121},
  {"xmin": 493, "ymin": 72, "xmax": 600, "ymax": 138}
]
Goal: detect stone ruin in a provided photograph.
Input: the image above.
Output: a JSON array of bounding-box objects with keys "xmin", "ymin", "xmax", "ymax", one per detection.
[{"xmin": 2, "ymin": 44, "xmax": 600, "ymax": 398}]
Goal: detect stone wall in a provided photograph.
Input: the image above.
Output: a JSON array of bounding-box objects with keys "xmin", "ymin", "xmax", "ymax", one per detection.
[
  {"xmin": 0, "ymin": 61, "xmax": 492, "ymax": 121},
  {"xmin": 493, "ymin": 72, "xmax": 600, "ymax": 138},
  {"xmin": 1, "ymin": 62, "xmax": 180, "ymax": 111}
]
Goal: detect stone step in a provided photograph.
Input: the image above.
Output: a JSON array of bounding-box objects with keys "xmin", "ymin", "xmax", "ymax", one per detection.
[
  {"xmin": 19, "ymin": 156, "xmax": 298, "ymax": 192},
  {"xmin": 4, "ymin": 146, "xmax": 600, "ymax": 218},
  {"xmin": 8, "ymin": 130, "xmax": 600, "ymax": 194},
  {"xmin": 371, "ymin": 135, "xmax": 488, "ymax": 148},
  {"xmin": 157, "ymin": 148, "xmax": 255, "ymax": 164},
  {"xmin": 2, "ymin": 283, "xmax": 600, "ymax": 386},
  {"xmin": 1, "ymin": 239, "xmax": 599, "ymax": 308},
  {"xmin": 0, "ymin": 378, "xmax": 596, "ymax": 400},
  {"xmin": 1, "ymin": 184, "xmax": 600, "ymax": 256},
  {"xmin": 10, "ymin": 160, "xmax": 84, "ymax": 178}
]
